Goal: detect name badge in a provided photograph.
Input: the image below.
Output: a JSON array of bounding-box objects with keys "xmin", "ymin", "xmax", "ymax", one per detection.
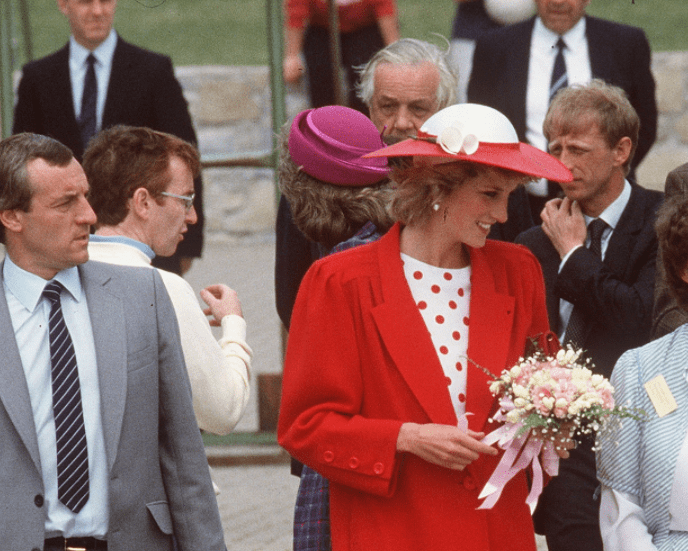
[{"xmin": 644, "ymin": 375, "xmax": 678, "ymax": 418}]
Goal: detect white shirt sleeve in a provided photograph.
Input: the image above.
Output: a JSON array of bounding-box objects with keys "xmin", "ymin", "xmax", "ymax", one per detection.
[
  {"xmin": 600, "ymin": 485, "xmax": 658, "ymax": 551},
  {"xmin": 163, "ymin": 273, "xmax": 252, "ymax": 435}
]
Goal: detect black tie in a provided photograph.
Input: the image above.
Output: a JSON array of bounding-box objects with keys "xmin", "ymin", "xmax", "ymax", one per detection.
[
  {"xmin": 564, "ymin": 219, "xmax": 608, "ymax": 348},
  {"xmin": 79, "ymin": 53, "xmax": 97, "ymax": 149},
  {"xmin": 43, "ymin": 281, "xmax": 90, "ymax": 513},
  {"xmin": 549, "ymin": 38, "xmax": 568, "ymax": 103}
]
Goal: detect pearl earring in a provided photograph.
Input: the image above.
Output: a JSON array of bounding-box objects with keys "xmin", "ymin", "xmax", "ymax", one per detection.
[{"xmin": 433, "ymin": 203, "xmax": 440, "ymax": 212}]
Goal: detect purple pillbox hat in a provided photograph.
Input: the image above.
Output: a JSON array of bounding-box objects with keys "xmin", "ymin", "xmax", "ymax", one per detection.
[{"xmin": 288, "ymin": 105, "xmax": 389, "ymax": 186}]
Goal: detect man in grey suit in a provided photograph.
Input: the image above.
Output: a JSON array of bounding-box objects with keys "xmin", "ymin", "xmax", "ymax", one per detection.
[{"xmin": 0, "ymin": 133, "xmax": 225, "ymax": 550}]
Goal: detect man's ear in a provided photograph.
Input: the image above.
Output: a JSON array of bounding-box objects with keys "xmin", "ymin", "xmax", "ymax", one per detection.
[
  {"xmin": 0, "ymin": 209, "xmax": 24, "ymax": 235},
  {"xmin": 130, "ymin": 187, "xmax": 153, "ymax": 219},
  {"xmin": 613, "ymin": 136, "xmax": 633, "ymax": 169}
]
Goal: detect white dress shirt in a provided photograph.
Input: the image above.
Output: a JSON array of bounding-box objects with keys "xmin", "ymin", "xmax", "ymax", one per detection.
[
  {"xmin": 3, "ymin": 257, "xmax": 109, "ymax": 538},
  {"xmin": 558, "ymin": 180, "xmax": 631, "ymax": 341},
  {"xmin": 526, "ymin": 16, "xmax": 592, "ymax": 197},
  {"xmin": 68, "ymin": 29, "xmax": 117, "ymax": 132}
]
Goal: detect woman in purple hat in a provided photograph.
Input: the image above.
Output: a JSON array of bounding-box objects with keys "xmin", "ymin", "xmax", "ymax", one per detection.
[
  {"xmin": 278, "ymin": 103, "xmax": 573, "ymax": 550},
  {"xmin": 279, "ymin": 105, "xmax": 395, "ymax": 551}
]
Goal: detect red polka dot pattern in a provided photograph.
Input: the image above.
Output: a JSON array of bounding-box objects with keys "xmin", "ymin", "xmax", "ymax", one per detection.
[{"xmin": 402, "ymin": 254, "xmax": 471, "ymax": 420}]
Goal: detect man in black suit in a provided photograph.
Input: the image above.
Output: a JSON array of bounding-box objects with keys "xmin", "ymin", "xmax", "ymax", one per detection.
[
  {"xmin": 469, "ymin": 0, "xmax": 657, "ymax": 222},
  {"xmin": 516, "ymin": 81, "xmax": 662, "ymax": 551},
  {"xmin": 13, "ymin": 0, "xmax": 202, "ymax": 275}
]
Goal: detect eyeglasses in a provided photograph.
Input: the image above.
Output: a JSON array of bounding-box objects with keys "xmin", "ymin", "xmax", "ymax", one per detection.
[{"xmin": 161, "ymin": 191, "xmax": 195, "ymax": 212}]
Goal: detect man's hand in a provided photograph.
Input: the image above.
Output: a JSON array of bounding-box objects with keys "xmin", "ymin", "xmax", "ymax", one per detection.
[
  {"xmin": 283, "ymin": 54, "xmax": 305, "ymax": 83},
  {"xmin": 396, "ymin": 423, "xmax": 497, "ymax": 470},
  {"xmin": 541, "ymin": 197, "xmax": 587, "ymax": 259},
  {"xmin": 200, "ymin": 284, "xmax": 243, "ymax": 326}
]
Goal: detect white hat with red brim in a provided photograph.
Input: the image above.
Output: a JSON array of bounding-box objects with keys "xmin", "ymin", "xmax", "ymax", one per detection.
[{"xmin": 364, "ymin": 104, "xmax": 573, "ymax": 183}]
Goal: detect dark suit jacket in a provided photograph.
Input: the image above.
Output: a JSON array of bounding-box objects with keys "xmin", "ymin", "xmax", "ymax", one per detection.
[
  {"xmin": 0, "ymin": 261, "xmax": 224, "ymax": 551},
  {"xmin": 652, "ymin": 163, "xmax": 688, "ymax": 339},
  {"xmin": 13, "ymin": 37, "xmax": 203, "ymax": 260},
  {"xmin": 516, "ymin": 184, "xmax": 663, "ymax": 379},
  {"xmin": 468, "ymin": 16, "xmax": 657, "ymax": 171}
]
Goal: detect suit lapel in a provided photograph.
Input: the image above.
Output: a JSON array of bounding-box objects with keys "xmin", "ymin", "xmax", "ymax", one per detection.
[
  {"xmin": 80, "ymin": 263, "xmax": 127, "ymax": 472},
  {"xmin": 585, "ymin": 17, "xmax": 612, "ymax": 82},
  {"xmin": 370, "ymin": 228, "xmax": 516, "ymax": 431},
  {"xmin": 371, "ymin": 227, "xmax": 457, "ymax": 425},
  {"xmin": 103, "ymin": 38, "xmax": 135, "ymax": 128},
  {"xmin": 47, "ymin": 45, "xmax": 84, "ymax": 158},
  {"xmin": 0, "ymin": 265, "xmax": 42, "ymax": 472},
  {"xmin": 511, "ymin": 19, "xmax": 536, "ymax": 141},
  {"xmin": 604, "ymin": 185, "xmax": 644, "ymax": 277},
  {"xmin": 465, "ymin": 247, "xmax": 515, "ymax": 431}
]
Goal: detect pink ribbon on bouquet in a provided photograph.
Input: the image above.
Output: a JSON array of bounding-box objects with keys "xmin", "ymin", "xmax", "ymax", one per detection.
[{"xmin": 472, "ymin": 398, "xmax": 560, "ymax": 512}]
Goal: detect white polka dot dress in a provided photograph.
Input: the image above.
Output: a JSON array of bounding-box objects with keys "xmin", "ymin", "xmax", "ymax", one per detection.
[{"xmin": 401, "ymin": 253, "xmax": 471, "ymax": 420}]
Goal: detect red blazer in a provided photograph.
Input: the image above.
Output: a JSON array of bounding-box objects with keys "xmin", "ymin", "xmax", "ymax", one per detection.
[{"xmin": 278, "ymin": 224, "xmax": 550, "ymax": 551}]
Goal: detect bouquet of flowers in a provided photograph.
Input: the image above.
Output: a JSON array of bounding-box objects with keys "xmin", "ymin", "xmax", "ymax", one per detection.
[{"xmin": 473, "ymin": 344, "xmax": 641, "ymax": 512}]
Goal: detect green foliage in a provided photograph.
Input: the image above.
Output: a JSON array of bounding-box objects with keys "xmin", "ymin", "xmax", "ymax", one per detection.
[{"xmin": 9, "ymin": 0, "xmax": 688, "ymax": 68}]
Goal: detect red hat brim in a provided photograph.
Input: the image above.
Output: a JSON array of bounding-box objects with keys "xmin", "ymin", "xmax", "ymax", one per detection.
[{"xmin": 364, "ymin": 138, "xmax": 573, "ymax": 183}]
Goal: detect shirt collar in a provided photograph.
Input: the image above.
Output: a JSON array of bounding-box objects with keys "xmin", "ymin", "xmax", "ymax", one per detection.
[
  {"xmin": 89, "ymin": 234, "xmax": 156, "ymax": 260},
  {"xmin": 3, "ymin": 256, "xmax": 83, "ymax": 313},
  {"xmin": 534, "ymin": 14, "xmax": 587, "ymax": 49},
  {"xmin": 69, "ymin": 28, "xmax": 118, "ymax": 67},
  {"xmin": 584, "ymin": 179, "xmax": 632, "ymax": 230}
]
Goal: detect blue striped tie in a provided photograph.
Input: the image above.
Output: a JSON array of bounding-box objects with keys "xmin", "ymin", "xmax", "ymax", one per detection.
[
  {"xmin": 44, "ymin": 281, "xmax": 90, "ymax": 513},
  {"xmin": 549, "ymin": 38, "xmax": 568, "ymax": 103}
]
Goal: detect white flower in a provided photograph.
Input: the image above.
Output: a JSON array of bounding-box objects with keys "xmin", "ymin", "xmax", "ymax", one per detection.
[
  {"xmin": 514, "ymin": 397, "xmax": 528, "ymax": 408},
  {"xmin": 506, "ymin": 409, "xmax": 522, "ymax": 424},
  {"xmin": 437, "ymin": 124, "xmax": 479, "ymax": 155},
  {"xmin": 513, "ymin": 384, "xmax": 529, "ymax": 399}
]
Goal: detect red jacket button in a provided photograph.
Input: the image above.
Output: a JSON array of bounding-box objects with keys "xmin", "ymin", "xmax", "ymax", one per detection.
[
  {"xmin": 323, "ymin": 450, "xmax": 334, "ymax": 462},
  {"xmin": 373, "ymin": 462, "xmax": 384, "ymax": 475}
]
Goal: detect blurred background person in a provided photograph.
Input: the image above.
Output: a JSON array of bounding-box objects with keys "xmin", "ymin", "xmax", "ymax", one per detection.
[
  {"xmin": 278, "ymin": 103, "xmax": 573, "ymax": 551},
  {"xmin": 13, "ymin": 0, "xmax": 204, "ymax": 276},
  {"xmin": 597, "ymin": 194, "xmax": 688, "ymax": 551},
  {"xmin": 283, "ymin": 0, "xmax": 399, "ymax": 113},
  {"xmin": 276, "ymin": 38, "xmax": 456, "ymax": 331},
  {"xmin": 469, "ymin": 0, "xmax": 657, "ymax": 221}
]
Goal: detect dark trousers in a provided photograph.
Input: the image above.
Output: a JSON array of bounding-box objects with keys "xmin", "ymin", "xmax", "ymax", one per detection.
[
  {"xmin": 533, "ymin": 440, "xmax": 603, "ymax": 551},
  {"xmin": 303, "ymin": 23, "xmax": 384, "ymax": 113}
]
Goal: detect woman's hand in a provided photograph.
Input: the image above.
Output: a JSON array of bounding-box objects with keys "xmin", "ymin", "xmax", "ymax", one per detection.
[{"xmin": 396, "ymin": 423, "xmax": 497, "ymax": 470}]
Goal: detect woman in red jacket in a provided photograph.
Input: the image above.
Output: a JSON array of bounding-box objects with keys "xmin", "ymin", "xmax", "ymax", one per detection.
[{"xmin": 278, "ymin": 103, "xmax": 573, "ymax": 550}]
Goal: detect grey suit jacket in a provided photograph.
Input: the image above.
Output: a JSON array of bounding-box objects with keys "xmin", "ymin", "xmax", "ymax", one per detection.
[
  {"xmin": 652, "ymin": 162, "xmax": 688, "ymax": 339},
  {"xmin": 0, "ymin": 260, "xmax": 224, "ymax": 551}
]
